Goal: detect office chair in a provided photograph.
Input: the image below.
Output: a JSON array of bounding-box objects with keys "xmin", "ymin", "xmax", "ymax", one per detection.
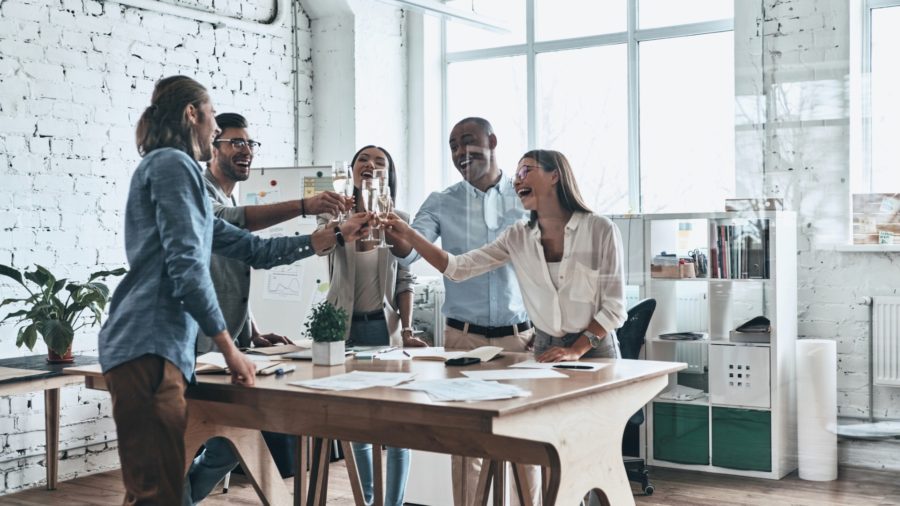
[{"xmin": 618, "ymin": 298, "xmax": 657, "ymax": 496}]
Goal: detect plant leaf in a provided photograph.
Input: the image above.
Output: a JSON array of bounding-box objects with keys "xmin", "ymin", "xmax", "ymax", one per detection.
[
  {"xmin": 1, "ymin": 309, "xmax": 29, "ymax": 321},
  {"xmin": 0, "ymin": 264, "xmax": 24, "ymax": 286},
  {"xmin": 88, "ymin": 267, "xmax": 127, "ymax": 281},
  {"xmin": 25, "ymin": 265, "xmax": 54, "ymax": 288},
  {"xmin": 41, "ymin": 320, "xmax": 74, "ymax": 356},
  {"xmin": 17, "ymin": 323, "xmax": 39, "ymax": 349}
]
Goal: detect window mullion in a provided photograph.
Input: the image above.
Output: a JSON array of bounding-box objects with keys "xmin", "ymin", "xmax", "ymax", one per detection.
[
  {"xmin": 627, "ymin": 0, "xmax": 641, "ymax": 212},
  {"xmin": 527, "ymin": 0, "xmax": 536, "ymax": 150}
]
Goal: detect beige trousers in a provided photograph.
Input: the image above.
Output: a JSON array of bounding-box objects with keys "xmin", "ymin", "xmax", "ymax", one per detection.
[{"xmin": 444, "ymin": 324, "xmax": 541, "ymax": 506}]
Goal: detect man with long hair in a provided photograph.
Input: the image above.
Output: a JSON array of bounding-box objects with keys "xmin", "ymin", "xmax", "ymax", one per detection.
[{"xmin": 98, "ymin": 76, "xmax": 369, "ymax": 504}]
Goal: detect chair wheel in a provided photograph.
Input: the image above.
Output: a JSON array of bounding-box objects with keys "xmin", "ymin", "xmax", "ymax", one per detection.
[{"xmin": 643, "ymin": 485, "xmax": 654, "ymax": 496}]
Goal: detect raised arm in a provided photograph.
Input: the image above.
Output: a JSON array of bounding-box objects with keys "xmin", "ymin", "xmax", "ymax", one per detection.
[{"xmin": 382, "ymin": 213, "xmax": 513, "ymax": 281}]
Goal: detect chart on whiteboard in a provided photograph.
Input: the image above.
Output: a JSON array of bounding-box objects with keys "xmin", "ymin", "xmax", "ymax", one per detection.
[{"xmin": 265, "ymin": 265, "xmax": 304, "ymax": 302}]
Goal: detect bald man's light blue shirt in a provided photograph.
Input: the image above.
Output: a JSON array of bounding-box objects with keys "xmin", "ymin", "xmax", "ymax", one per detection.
[{"xmin": 400, "ymin": 177, "xmax": 528, "ymax": 327}]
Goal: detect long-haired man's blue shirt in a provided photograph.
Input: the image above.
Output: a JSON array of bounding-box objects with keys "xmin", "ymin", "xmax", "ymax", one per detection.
[{"xmin": 99, "ymin": 148, "xmax": 314, "ymax": 381}]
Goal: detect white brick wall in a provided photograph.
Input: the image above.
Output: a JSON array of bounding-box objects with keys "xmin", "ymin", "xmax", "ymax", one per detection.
[{"xmin": 0, "ymin": 0, "xmax": 313, "ymax": 494}]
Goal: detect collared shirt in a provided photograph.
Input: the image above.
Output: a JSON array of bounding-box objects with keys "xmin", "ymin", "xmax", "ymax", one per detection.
[
  {"xmin": 443, "ymin": 212, "xmax": 627, "ymax": 337},
  {"xmin": 197, "ymin": 170, "xmax": 252, "ymax": 352},
  {"xmin": 400, "ymin": 177, "xmax": 529, "ymax": 327},
  {"xmin": 98, "ymin": 148, "xmax": 314, "ymax": 381}
]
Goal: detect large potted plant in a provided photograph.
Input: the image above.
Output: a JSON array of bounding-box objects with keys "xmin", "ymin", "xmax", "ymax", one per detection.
[
  {"xmin": 0, "ymin": 264, "xmax": 126, "ymax": 362},
  {"xmin": 303, "ymin": 301, "xmax": 348, "ymax": 366}
]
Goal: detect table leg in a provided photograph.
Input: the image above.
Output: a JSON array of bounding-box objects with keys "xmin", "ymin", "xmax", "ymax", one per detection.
[
  {"xmin": 44, "ymin": 388, "xmax": 60, "ymax": 490},
  {"xmin": 372, "ymin": 444, "xmax": 384, "ymax": 506},
  {"xmin": 510, "ymin": 463, "xmax": 533, "ymax": 506},
  {"xmin": 474, "ymin": 460, "xmax": 494, "ymax": 506},
  {"xmin": 340, "ymin": 441, "xmax": 366, "ymax": 505},
  {"xmin": 295, "ymin": 436, "xmax": 308, "ymax": 506},
  {"xmin": 183, "ymin": 411, "xmax": 292, "ymax": 506},
  {"xmin": 492, "ymin": 461, "xmax": 506, "ymax": 506}
]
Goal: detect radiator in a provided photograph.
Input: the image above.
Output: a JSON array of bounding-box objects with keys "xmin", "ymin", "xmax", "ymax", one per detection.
[
  {"xmin": 676, "ymin": 293, "xmax": 708, "ymax": 374},
  {"xmin": 873, "ymin": 296, "xmax": 900, "ymax": 387}
]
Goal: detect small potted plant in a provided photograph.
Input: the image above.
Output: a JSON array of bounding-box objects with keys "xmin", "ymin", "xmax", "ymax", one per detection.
[
  {"xmin": 303, "ymin": 300, "xmax": 348, "ymax": 366},
  {"xmin": 0, "ymin": 264, "xmax": 126, "ymax": 362}
]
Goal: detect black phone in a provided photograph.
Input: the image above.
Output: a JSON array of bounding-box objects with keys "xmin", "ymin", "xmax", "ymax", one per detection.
[{"xmin": 445, "ymin": 357, "xmax": 481, "ymax": 366}]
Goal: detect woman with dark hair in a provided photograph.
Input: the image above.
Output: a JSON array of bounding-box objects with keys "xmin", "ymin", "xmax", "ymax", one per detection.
[
  {"xmin": 385, "ymin": 149, "xmax": 627, "ymax": 363},
  {"xmin": 316, "ymin": 145, "xmax": 425, "ymax": 506}
]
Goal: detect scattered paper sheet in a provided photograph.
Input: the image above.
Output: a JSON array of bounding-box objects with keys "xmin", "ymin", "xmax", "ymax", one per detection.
[
  {"xmin": 397, "ymin": 378, "xmax": 531, "ymax": 402},
  {"xmin": 289, "ymin": 371, "xmax": 416, "ymax": 391},
  {"xmin": 461, "ymin": 369, "xmax": 567, "ymax": 380},
  {"xmin": 245, "ymin": 344, "xmax": 308, "ymax": 356},
  {"xmin": 657, "ymin": 384, "xmax": 706, "ymax": 401},
  {"xmin": 375, "ymin": 346, "xmax": 445, "ymax": 361},
  {"xmin": 509, "ymin": 360, "xmax": 608, "ymax": 372},
  {"xmin": 195, "ymin": 352, "xmax": 279, "ymax": 374}
]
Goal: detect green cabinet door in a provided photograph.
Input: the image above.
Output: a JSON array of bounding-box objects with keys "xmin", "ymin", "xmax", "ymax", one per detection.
[
  {"xmin": 653, "ymin": 402, "xmax": 709, "ymax": 465},
  {"xmin": 711, "ymin": 407, "xmax": 772, "ymax": 472}
]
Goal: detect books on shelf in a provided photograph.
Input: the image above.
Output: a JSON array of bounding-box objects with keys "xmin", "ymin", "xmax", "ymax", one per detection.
[{"xmin": 709, "ymin": 219, "xmax": 770, "ymax": 279}]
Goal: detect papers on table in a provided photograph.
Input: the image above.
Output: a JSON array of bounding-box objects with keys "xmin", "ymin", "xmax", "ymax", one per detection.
[
  {"xmin": 509, "ymin": 360, "xmax": 608, "ymax": 372},
  {"xmin": 376, "ymin": 346, "xmax": 504, "ymax": 364},
  {"xmin": 245, "ymin": 344, "xmax": 308, "ymax": 356},
  {"xmin": 289, "ymin": 371, "xmax": 416, "ymax": 391},
  {"xmin": 461, "ymin": 369, "xmax": 567, "ymax": 380},
  {"xmin": 397, "ymin": 378, "xmax": 531, "ymax": 402},
  {"xmin": 195, "ymin": 352, "xmax": 279, "ymax": 374}
]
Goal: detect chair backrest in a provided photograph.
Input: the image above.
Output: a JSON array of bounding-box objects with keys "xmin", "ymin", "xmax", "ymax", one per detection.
[
  {"xmin": 618, "ymin": 299, "xmax": 657, "ymax": 427},
  {"xmin": 618, "ymin": 299, "xmax": 657, "ymax": 360}
]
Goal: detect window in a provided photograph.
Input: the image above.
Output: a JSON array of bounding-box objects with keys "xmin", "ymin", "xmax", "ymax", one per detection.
[
  {"xmin": 444, "ymin": 0, "xmax": 734, "ymax": 213},
  {"xmin": 867, "ymin": 3, "xmax": 900, "ymax": 192}
]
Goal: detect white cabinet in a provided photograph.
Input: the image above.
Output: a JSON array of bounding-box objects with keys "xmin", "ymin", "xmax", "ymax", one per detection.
[{"xmin": 614, "ymin": 211, "xmax": 797, "ymax": 479}]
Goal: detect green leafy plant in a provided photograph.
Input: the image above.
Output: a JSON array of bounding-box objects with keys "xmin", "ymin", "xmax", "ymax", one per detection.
[
  {"xmin": 0, "ymin": 264, "xmax": 127, "ymax": 355},
  {"xmin": 303, "ymin": 301, "xmax": 348, "ymax": 343}
]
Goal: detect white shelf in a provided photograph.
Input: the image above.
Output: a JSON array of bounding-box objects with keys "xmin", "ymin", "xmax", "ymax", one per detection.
[
  {"xmin": 653, "ymin": 396, "xmax": 709, "ymax": 407},
  {"xmin": 636, "ymin": 211, "xmax": 798, "ymax": 480}
]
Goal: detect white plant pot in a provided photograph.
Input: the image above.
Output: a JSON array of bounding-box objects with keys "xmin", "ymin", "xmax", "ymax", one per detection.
[{"xmin": 312, "ymin": 340, "xmax": 346, "ymax": 366}]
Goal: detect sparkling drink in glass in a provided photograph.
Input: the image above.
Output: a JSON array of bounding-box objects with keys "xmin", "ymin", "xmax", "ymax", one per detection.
[
  {"xmin": 332, "ymin": 161, "xmax": 349, "ymax": 221},
  {"xmin": 361, "ymin": 179, "xmax": 378, "ymax": 243}
]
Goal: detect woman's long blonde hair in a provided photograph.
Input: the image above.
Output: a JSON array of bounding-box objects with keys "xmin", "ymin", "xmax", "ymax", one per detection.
[{"xmin": 520, "ymin": 149, "xmax": 592, "ymax": 228}]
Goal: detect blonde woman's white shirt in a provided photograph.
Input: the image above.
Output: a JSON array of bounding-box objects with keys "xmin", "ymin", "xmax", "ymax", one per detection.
[{"xmin": 443, "ymin": 212, "xmax": 627, "ymax": 337}]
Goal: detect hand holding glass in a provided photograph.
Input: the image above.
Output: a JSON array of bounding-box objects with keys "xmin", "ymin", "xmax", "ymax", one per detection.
[{"xmin": 332, "ymin": 161, "xmax": 349, "ymax": 222}]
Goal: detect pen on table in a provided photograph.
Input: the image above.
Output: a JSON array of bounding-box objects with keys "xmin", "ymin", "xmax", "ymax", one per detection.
[
  {"xmin": 377, "ymin": 346, "xmax": 399, "ymax": 354},
  {"xmin": 402, "ymin": 350, "xmax": 411, "ymax": 358},
  {"xmin": 552, "ymin": 364, "xmax": 593, "ymax": 370},
  {"xmin": 273, "ymin": 367, "xmax": 285, "ymax": 376}
]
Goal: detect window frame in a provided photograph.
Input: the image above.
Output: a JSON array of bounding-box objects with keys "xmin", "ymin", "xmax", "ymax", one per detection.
[
  {"xmin": 441, "ymin": 0, "xmax": 733, "ymax": 212},
  {"xmin": 860, "ymin": 0, "xmax": 900, "ymax": 193}
]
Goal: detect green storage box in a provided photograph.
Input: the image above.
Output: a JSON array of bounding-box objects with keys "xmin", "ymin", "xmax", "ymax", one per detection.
[
  {"xmin": 711, "ymin": 407, "xmax": 771, "ymax": 471},
  {"xmin": 653, "ymin": 402, "xmax": 709, "ymax": 465}
]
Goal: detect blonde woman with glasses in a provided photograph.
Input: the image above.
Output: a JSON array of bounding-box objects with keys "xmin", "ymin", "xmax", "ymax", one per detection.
[{"xmin": 384, "ymin": 149, "xmax": 627, "ymax": 364}]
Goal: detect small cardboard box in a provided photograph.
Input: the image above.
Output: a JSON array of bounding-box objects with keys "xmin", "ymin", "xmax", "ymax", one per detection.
[{"xmin": 650, "ymin": 263, "xmax": 696, "ymax": 279}]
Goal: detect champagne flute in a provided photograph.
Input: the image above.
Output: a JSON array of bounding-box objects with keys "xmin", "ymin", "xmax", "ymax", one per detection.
[
  {"xmin": 361, "ymin": 179, "xmax": 378, "ymax": 243},
  {"xmin": 342, "ymin": 162, "xmax": 354, "ymax": 216},
  {"xmin": 332, "ymin": 161, "xmax": 349, "ymax": 222},
  {"xmin": 372, "ymin": 168, "xmax": 389, "ymax": 247},
  {"xmin": 376, "ymin": 193, "xmax": 393, "ymax": 249}
]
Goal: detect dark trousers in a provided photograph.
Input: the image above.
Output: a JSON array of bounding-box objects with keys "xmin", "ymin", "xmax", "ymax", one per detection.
[{"xmin": 106, "ymin": 354, "xmax": 188, "ymax": 505}]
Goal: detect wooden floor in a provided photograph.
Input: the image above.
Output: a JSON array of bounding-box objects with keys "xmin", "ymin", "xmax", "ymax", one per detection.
[{"xmin": 4, "ymin": 463, "xmax": 899, "ymax": 505}]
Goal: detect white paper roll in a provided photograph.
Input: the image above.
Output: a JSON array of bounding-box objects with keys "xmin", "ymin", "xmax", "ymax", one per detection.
[
  {"xmin": 796, "ymin": 339, "xmax": 838, "ymax": 481},
  {"xmin": 709, "ymin": 280, "xmax": 733, "ymax": 340}
]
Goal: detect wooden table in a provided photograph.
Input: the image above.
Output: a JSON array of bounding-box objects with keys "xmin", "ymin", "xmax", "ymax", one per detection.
[
  {"xmin": 67, "ymin": 354, "xmax": 683, "ymax": 505},
  {"xmin": 0, "ymin": 355, "xmax": 98, "ymax": 490}
]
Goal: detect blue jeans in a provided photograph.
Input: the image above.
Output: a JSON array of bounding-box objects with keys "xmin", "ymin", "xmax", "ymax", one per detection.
[
  {"xmin": 350, "ymin": 443, "xmax": 410, "ymax": 506},
  {"xmin": 183, "ymin": 437, "xmax": 238, "ymax": 506},
  {"xmin": 348, "ymin": 317, "xmax": 411, "ymax": 506}
]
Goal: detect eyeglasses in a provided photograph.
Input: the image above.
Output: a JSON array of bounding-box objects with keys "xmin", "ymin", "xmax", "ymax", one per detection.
[
  {"xmin": 515, "ymin": 164, "xmax": 541, "ymax": 181},
  {"xmin": 214, "ymin": 138, "xmax": 261, "ymax": 153}
]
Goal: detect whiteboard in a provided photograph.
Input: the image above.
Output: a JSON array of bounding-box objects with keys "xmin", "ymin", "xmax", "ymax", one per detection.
[{"xmin": 242, "ymin": 166, "xmax": 332, "ymax": 340}]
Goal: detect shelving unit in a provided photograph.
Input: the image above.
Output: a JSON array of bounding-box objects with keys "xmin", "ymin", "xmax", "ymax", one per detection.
[{"xmin": 614, "ymin": 211, "xmax": 797, "ymax": 479}]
